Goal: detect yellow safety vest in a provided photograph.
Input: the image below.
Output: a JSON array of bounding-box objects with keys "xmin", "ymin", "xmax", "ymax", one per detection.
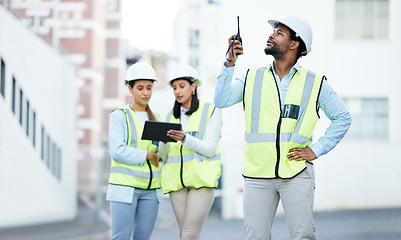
[
  {"xmin": 243, "ymin": 66, "xmax": 324, "ymax": 179},
  {"xmin": 161, "ymin": 101, "xmax": 221, "ymax": 194},
  {"xmin": 108, "ymin": 105, "xmax": 161, "ymax": 189}
]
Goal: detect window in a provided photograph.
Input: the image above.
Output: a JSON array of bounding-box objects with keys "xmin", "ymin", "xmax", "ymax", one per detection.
[
  {"xmin": 26, "ymin": 100, "xmax": 30, "ymax": 136},
  {"xmin": 42, "ymin": 134, "xmax": 62, "ymax": 180},
  {"xmin": 40, "ymin": 124, "xmax": 62, "ymax": 180},
  {"xmin": 47, "ymin": 135, "xmax": 51, "ymax": 168},
  {"xmin": 41, "ymin": 126, "xmax": 45, "ymax": 161},
  {"xmin": 189, "ymin": 29, "xmax": 199, "ymax": 48},
  {"xmin": 19, "ymin": 89, "xmax": 23, "ymax": 125},
  {"xmin": 344, "ymin": 98, "xmax": 388, "ymax": 140},
  {"xmin": 57, "ymin": 148, "xmax": 62, "ymax": 180},
  {"xmin": 106, "ymin": 0, "xmax": 117, "ymax": 10},
  {"xmin": 0, "ymin": 58, "xmax": 5, "ymax": 98},
  {"xmin": 12, "ymin": 77, "xmax": 16, "ymax": 113},
  {"xmin": 30, "ymin": 16, "xmax": 45, "ymax": 27},
  {"xmin": 208, "ymin": 0, "xmax": 221, "ymax": 4},
  {"xmin": 189, "ymin": 57, "xmax": 199, "ymax": 69},
  {"xmin": 50, "ymin": 141, "xmax": 55, "ymax": 174},
  {"xmin": 336, "ymin": 0, "xmax": 389, "ymax": 40},
  {"xmin": 33, "ymin": 111, "xmax": 36, "ymax": 147}
]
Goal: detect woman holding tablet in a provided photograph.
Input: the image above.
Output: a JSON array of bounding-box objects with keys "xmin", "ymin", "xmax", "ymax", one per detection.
[
  {"xmin": 106, "ymin": 62, "xmax": 161, "ymax": 240},
  {"xmin": 159, "ymin": 64, "xmax": 222, "ymax": 240}
]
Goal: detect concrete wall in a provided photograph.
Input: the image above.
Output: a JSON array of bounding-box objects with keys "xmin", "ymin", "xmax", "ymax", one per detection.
[{"xmin": 0, "ymin": 5, "xmax": 78, "ymax": 228}]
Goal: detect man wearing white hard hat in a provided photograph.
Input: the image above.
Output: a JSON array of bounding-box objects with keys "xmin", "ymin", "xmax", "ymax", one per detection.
[{"xmin": 214, "ymin": 16, "xmax": 351, "ymax": 239}]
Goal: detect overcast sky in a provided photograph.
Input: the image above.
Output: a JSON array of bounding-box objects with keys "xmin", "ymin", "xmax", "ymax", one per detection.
[{"xmin": 121, "ymin": 0, "xmax": 184, "ymax": 53}]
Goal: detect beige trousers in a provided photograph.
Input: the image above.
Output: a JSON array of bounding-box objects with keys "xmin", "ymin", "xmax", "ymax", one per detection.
[
  {"xmin": 243, "ymin": 163, "xmax": 316, "ymax": 240},
  {"xmin": 169, "ymin": 187, "xmax": 215, "ymax": 240}
]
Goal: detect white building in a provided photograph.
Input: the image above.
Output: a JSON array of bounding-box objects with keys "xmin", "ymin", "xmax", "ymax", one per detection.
[
  {"xmin": 3, "ymin": 0, "xmax": 126, "ymax": 194},
  {"xmin": 0, "ymin": 6, "xmax": 78, "ymax": 228},
  {"xmin": 171, "ymin": 0, "xmax": 401, "ymax": 219}
]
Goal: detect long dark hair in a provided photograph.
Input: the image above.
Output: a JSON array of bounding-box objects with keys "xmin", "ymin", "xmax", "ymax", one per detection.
[
  {"xmin": 173, "ymin": 79, "xmax": 199, "ymax": 119},
  {"xmin": 126, "ymin": 80, "xmax": 157, "ymax": 121}
]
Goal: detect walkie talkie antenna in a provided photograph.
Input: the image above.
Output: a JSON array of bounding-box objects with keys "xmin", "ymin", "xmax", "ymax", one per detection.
[
  {"xmin": 237, "ymin": 16, "xmax": 241, "ymax": 41},
  {"xmin": 236, "ymin": 16, "xmax": 242, "ymax": 44},
  {"xmin": 226, "ymin": 16, "xmax": 243, "ymax": 62}
]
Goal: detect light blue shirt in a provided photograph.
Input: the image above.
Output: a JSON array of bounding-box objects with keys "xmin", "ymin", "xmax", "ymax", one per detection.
[
  {"xmin": 108, "ymin": 107, "xmax": 147, "ymax": 166},
  {"xmin": 107, "ymin": 106, "xmax": 156, "ymax": 204},
  {"xmin": 213, "ymin": 62, "xmax": 352, "ymax": 158}
]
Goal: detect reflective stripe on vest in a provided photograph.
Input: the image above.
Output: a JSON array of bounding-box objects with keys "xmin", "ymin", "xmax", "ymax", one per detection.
[
  {"xmin": 245, "ymin": 67, "xmax": 317, "ymax": 145},
  {"xmin": 166, "ymin": 152, "xmax": 221, "ymax": 163},
  {"xmin": 243, "ymin": 67, "xmax": 323, "ymax": 179},
  {"xmin": 124, "ymin": 108, "xmax": 159, "ymax": 150},
  {"xmin": 161, "ymin": 101, "xmax": 222, "ymax": 194},
  {"xmin": 110, "ymin": 166, "xmax": 161, "ymax": 179},
  {"xmin": 108, "ymin": 105, "xmax": 161, "ymax": 189}
]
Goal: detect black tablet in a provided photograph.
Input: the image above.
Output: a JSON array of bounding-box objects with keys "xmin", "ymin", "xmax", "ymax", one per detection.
[{"xmin": 141, "ymin": 121, "xmax": 182, "ymax": 142}]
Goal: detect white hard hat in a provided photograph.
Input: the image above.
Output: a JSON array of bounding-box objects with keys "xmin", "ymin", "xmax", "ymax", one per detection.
[
  {"xmin": 125, "ymin": 62, "xmax": 157, "ymax": 82},
  {"xmin": 268, "ymin": 16, "xmax": 313, "ymax": 56},
  {"xmin": 169, "ymin": 64, "xmax": 201, "ymax": 86}
]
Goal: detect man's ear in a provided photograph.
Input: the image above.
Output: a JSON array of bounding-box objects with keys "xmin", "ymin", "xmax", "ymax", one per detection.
[{"xmin": 290, "ymin": 40, "xmax": 300, "ymax": 51}]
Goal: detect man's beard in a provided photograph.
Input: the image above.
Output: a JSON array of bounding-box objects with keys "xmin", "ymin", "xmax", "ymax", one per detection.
[{"xmin": 264, "ymin": 43, "xmax": 283, "ymax": 59}]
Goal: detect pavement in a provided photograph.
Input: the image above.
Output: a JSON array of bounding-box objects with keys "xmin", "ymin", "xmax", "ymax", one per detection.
[{"xmin": 1, "ymin": 195, "xmax": 401, "ymax": 240}]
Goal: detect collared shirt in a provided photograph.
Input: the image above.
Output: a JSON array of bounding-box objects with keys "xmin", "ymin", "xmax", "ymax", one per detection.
[
  {"xmin": 214, "ymin": 62, "xmax": 352, "ymax": 158},
  {"xmin": 273, "ymin": 62, "xmax": 301, "ymax": 110}
]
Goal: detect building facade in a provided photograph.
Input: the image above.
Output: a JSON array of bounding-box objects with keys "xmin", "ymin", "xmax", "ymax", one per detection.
[
  {"xmin": 0, "ymin": 0, "xmax": 126, "ymax": 227},
  {"xmin": 2, "ymin": 0, "xmax": 126, "ymax": 193},
  {"xmin": 0, "ymin": 5, "xmax": 78, "ymax": 227}
]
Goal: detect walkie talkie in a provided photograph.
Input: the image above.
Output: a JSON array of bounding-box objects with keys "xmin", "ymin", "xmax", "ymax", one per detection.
[
  {"xmin": 234, "ymin": 16, "xmax": 242, "ymax": 47},
  {"xmin": 226, "ymin": 16, "xmax": 242, "ymax": 62}
]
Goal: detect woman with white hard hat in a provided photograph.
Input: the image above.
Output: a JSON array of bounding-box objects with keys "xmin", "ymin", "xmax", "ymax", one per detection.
[
  {"xmin": 159, "ymin": 64, "xmax": 222, "ymax": 240},
  {"xmin": 106, "ymin": 61, "xmax": 161, "ymax": 240}
]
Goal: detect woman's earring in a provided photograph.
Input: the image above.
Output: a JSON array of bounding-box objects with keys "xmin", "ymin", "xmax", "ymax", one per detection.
[{"xmin": 192, "ymin": 91, "xmax": 195, "ymax": 96}]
